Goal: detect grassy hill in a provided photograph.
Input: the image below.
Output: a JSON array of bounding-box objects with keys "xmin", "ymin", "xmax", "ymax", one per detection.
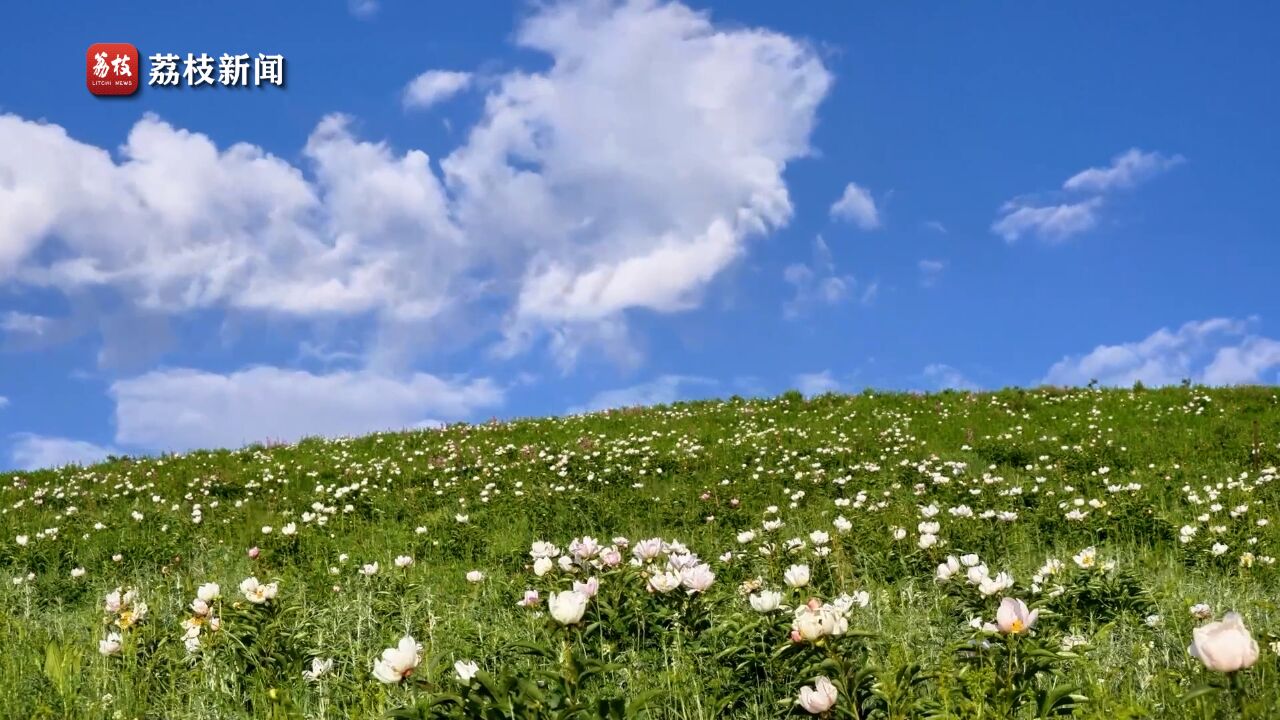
[{"xmin": 3, "ymin": 386, "xmax": 1280, "ymax": 718}]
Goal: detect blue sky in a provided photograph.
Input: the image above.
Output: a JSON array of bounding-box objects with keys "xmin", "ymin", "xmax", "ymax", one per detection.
[{"xmin": 1, "ymin": 1, "xmax": 1278, "ymax": 469}]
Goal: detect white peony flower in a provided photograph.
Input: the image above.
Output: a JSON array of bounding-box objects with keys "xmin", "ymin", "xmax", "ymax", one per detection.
[
  {"xmin": 548, "ymin": 590, "xmax": 589, "ymax": 625},
  {"xmin": 372, "ymin": 636, "xmax": 421, "ymax": 684},
  {"xmin": 784, "ymin": 564, "xmax": 811, "ymax": 588},
  {"xmin": 99, "ymin": 632, "xmax": 122, "ymax": 656},
  {"xmin": 995, "ymin": 597, "xmax": 1038, "ymax": 634},
  {"xmin": 797, "ymin": 676, "xmax": 838, "ymax": 714},
  {"xmin": 1189, "ymin": 613, "xmax": 1259, "ymax": 672}
]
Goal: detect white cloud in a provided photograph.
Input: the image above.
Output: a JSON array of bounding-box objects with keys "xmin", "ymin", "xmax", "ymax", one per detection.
[
  {"xmin": 448, "ymin": 0, "xmax": 831, "ymax": 362},
  {"xmin": 1042, "ymin": 318, "xmax": 1280, "ymax": 387},
  {"xmin": 794, "ymin": 370, "xmax": 843, "ymax": 396},
  {"xmin": 0, "ymin": 396, "xmax": 8, "ymax": 408},
  {"xmin": 1, "ymin": 311, "xmax": 53, "ymax": 336},
  {"xmin": 0, "ymin": 0, "xmax": 833, "ymax": 371},
  {"xmin": 9, "ymin": 433, "xmax": 119, "ymax": 470},
  {"xmin": 829, "ymin": 182, "xmax": 880, "ymax": 229},
  {"xmin": 0, "ymin": 112, "xmax": 465, "ymax": 323},
  {"xmin": 991, "ymin": 198, "xmax": 1101, "ymax": 243},
  {"xmin": 918, "ymin": 258, "xmax": 946, "ymax": 287},
  {"xmin": 110, "ymin": 366, "xmax": 503, "ymax": 452},
  {"xmin": 403, "ymin": 70, "xmax": 473, "ymax": 109},
  {"xmin": 348, "ymin": 0, "xmax": 378, "ymax": 18},
  {"xmin": 922, "ymin": 363, "xmax": 978, "ymax": 391},
  {"xmin": 783, "ymin": 236, "xmax": 854, "ymax": 318},
  {"xmin": 1203, "ymin": 337, "xmax": 1280, "ymax": 385},
  {"xmin": 569, "ymin": 374, "xmax": 715, "ymax": 413},
  {"xmin": 993, "ymin": 147, "xmax": 1181, "ymax": 244},
  {"xmin": 1062, "ymin": 148, "xmax": 1184, "ymax": 193}
]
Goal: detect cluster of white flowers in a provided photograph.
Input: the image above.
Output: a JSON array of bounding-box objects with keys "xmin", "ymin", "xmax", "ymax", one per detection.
[
  {"xmin": 936, "ymin": 554, "xmax": 1014, "ymax": 596},
  {"xmin": 181, "ymin": 582, "xmax": 223, "ymax": 653}
]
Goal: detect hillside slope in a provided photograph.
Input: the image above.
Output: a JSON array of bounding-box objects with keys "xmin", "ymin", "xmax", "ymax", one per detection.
[{"xmin": 3, "ymin": 386, "xmax": 1280, "ymax": 718}]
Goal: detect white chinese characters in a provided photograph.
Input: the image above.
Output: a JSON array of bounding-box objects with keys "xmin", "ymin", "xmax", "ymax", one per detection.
[
  {"xmin": 94, "ymin": 52, "xmax": 132, "ymax": 80},
  {"xmin": 147, "ymin": 52, "xmax": 285, "ymax": 87}
]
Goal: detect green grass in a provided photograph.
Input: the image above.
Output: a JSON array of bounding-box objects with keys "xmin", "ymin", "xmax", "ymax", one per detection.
[{"xmin": 3, "ymin": 385, "xmax": 1280, "ymax": 718}]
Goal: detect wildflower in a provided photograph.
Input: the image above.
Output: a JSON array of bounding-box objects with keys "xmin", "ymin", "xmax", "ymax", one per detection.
[
  {"xmin": 600, "ymin": 547, "xmax": 622, "ymax": 567},
  {"xmin": 966, "ymin": 564, "xmax": 989, "ymax": 585},
  {"xmin": 680, "ymin": 564, "xmax": 715, "ymax": 594},
  {"xmin": 792, "ymin": 600, "xmax": 848, "ymax": 641},
  {"xmin": 572, "ymin": 576, "xmax": 599, "ymax": 598},
  {"xmin": 918, "ymin": 533, "xmax": 938, "ymax": 549},
  {"xmin": 1061, "ymin": 635, "xmax": 1088, "ymax": 651},
  {"xmin": 104, "ymin": 588, "xmax": 128, "ymax": 614},
  {"xmin": 196, "ymin": 583, "xmax": 220, "ymax": 602},
  {"xmin": 1072, "ymin": 547, "xmax": 1097, "ymax": 569},
  {"xmin": 1145, "ymin": 614, "xmax": 1163, "ymax": 628},
  {"xmin": 831, "ymin": 592, "xmax": 870, "ymax": 613},
  {"xmin": 533, "ymin": 557, "xmax": 554, "ymax": 576},
  {"xmin": 248, "ymin": 547, "xmax": 260, "ymax": 559},
  {"xmin": 517, "ymin": 589, "xmax": 541, "ymax": 608},
  {"xmin": 466, "ymin": 570, "xmax": 484, "ymax": 583},
  {"xmin": 1039, "ymin": 558, "xmax": 1064, "ymax": 576},
  {"xmin": 569, "ymin": 536, "xmax": 601, "ymax": 559},
  {"xmin": 1189, "ymin": 613, "xmax": 1259, "ymax": 672},
  {"xmin": 239, "ymin": 577, "xmax": 279, "ymax": 604},
  {"xmin": 530, "ymin": 541, "xmax": 560, "ymax": 559},
  {"xmin": 99, "ymin": 632, "xmax": 122, "ymax": 656},
  {"xmin": 454, "ymin": 659, "xmax": 480, "ymax": 683},
  {"xmin": 750, "ymin": 590, "xmax": 783, "ymax": 613},
  {"xmin": 394, "ymin": 555, "xmax": 413, "ymax": 568},
  {"xmin": 936, "ymin": 556, "xmax": 961, "ymax": 581},
  {"xmin": 632, "ymin": 537, "xmax": 663, "ymax": 561},
  {"xmin": 548, "ymin": 590, "xmax": 589, "ymax": 625},
  {"xmin": 71, "ymin": 567, "xmax": 86, "ymax": 578},
  {"xmin": 116, "ymin": 601, "xmax": 147, "ymax": 630},
  {"xmin": 647, "ymin": 571, "xmax": 681, "ymax": 594},
  {"xmin": 797, "ymin": 676, "xmax": 838, "ymax": 714},
  {"xmin": 360, "ymin": 562, "xmax": 379, "ymax": 576},
  {"xmin": 1190, "ymin": 603, "xmax": 1213, "ymax": 620},
  {"xmin": 978, "ymin": 572, "xmax": 1014, "ymax": 597},
  {"xmin": 784, "ymin": 564, "xmax": 811, "ymax": 588},
  {"xmin": 833, "ymin": 516, "xmax": 852, "ymax": 533},
  {"xmin": 303, "ymin": 657, "xmax": 333, "ymax": 682},
  {"xmin": 372, "ymin": 636, "xmax": 421, "ymax": 684},
  {"xmin": 281, "ymin": 523, "xmax": 297, "ymax": 536},
  {"xmin": 994, "ymin": 597, "xmax": 1038, "ymax": 634}
]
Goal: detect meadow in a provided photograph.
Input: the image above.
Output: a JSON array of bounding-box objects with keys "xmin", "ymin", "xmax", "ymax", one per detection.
[{"xmin": 2, "ymin": 385, "xmax": 1279, "ymax": 719}]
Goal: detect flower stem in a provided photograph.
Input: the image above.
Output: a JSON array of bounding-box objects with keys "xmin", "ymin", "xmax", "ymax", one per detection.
[{"xmin": 1229, "ymin": 672, "xmax": 1249, "ymax": 719}]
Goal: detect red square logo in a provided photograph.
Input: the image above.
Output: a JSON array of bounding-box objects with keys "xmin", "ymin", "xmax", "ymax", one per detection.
[{"xmin": 87, "ymin": 43, "xmax": 139, "ymax": 96}]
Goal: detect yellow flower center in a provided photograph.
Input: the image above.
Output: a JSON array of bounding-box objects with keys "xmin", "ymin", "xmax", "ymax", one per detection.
[{"xmin": 1010, "ymin": 619, "xmax": 1024, "ymax": 633}]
